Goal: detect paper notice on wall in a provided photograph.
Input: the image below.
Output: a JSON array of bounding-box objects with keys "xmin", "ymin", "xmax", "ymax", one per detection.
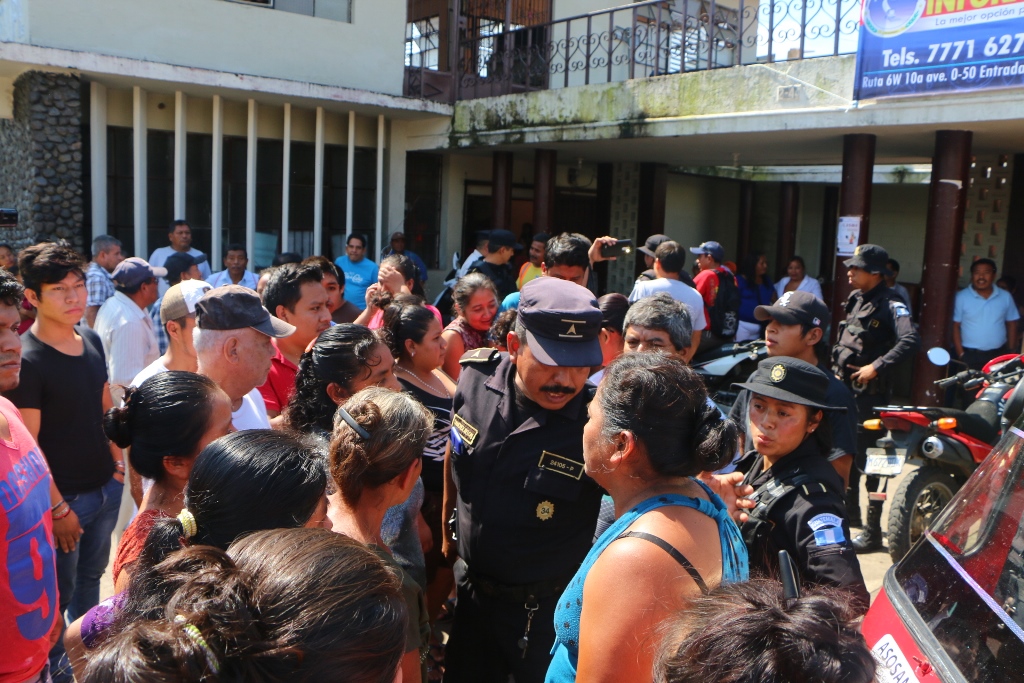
[{"xmin": 836, "ymin": 216, "xmax": 862, "ymax": 257}]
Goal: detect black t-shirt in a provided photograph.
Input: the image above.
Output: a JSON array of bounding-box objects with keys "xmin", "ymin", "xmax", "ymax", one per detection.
[
  {"xmin": 468, "ymin": 261, "xmax": 516, "ymax": 300},
  {"xmin": 729, "ymin": 362, "xmax": 858, "ymax": 463},
  {"xmin": 6, "ymin": 327, "xmax": 113, "ymax": 494},
  {"xmin": 398, "ymin": 378, "xmax": 452, "ymax": 495}
]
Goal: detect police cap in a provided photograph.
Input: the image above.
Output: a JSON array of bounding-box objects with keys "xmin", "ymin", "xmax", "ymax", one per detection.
[
  {"xmin": 734, "ymin": 357, "xmax": 847, "ymax": 411},
  {"xmin": 843, "ymin": 244, "xmax": 891, "ymax": 275},
  {"xmin": 517, "ymin": 277, "xmax": 602, "ymax": 367}
]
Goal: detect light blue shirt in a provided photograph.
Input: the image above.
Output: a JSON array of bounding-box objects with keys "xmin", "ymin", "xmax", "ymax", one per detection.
[
  {"xmin": 335, "ymin": 256, "xmax": 378, "ymax": 311},
  {"xmin": 953, "ymin": 285, "xmax": 1020, "ymax": 350}
]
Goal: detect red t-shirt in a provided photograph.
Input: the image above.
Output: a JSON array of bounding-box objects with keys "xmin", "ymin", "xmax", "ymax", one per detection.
[
  {"xmin": 0, "ymin": 397, "xmax": 57, "ymax": 683},
  {"xmin": 258, "ymin": 342, "xmax": 299, "ymax": 415},
  {"xmin": 692, "ymin": 268, "xmax": 722, "ymax": 327}
]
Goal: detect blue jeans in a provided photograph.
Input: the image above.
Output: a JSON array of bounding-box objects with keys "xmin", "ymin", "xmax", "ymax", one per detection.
[{"xmin": 48, "ymin": 477, "xmax": 123, "ymax": 682}]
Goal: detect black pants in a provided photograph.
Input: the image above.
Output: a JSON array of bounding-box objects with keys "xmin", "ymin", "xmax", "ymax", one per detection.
[
  {"xmin": 445, "ymin": 560, "xmax": 559, "ymax": 683},
  {"xmin": 962, "ymin": 346, "xmax": 1009, "ymax": 372},
  {"xmin": 851, "ymin": 392, "xmax": 888, "ymax": 497}
]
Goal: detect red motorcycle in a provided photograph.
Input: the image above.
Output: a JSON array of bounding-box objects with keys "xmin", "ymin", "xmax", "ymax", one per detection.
[{"xmin": 862, "ymin": 349, "xmax": 1024, "ymax": 563}]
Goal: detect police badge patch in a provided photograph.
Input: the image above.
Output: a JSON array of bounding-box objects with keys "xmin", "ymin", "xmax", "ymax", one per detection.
[
  {"xmin": 536, "ymin": 501, "xmax": 555, "ymax": 521},
  {"xmin": 770, "ymin": 364, "xmax": 787, "ymax": 383}
]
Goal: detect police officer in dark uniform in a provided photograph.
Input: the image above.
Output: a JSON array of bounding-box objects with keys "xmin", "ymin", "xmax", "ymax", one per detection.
[
  {"xmin": 441, "ymin": 277, "xmax": 605, "ymax": 683},
  {"xmin": 735, "ymin": 357, "xmax": 870, "ymax": 614},
  {"xmin": 831, "ymin": 244, "xmax": 920, "ymax": 552}
]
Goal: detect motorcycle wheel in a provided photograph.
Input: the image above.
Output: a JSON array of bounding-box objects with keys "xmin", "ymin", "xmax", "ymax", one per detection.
[{"xmin": 886, "ymin": 466, "xmax": 960, "ymax": 564}]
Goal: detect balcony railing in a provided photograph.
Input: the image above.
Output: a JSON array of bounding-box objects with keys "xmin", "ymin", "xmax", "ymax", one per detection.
[{"xmin": 404, "ymin": 0, "xmax": 861, "ymax": 102}]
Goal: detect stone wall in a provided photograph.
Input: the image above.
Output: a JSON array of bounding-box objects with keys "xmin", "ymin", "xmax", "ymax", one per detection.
[{"xmin": 0, "ymin": 71, "xmax": 85, "ymax": 251}]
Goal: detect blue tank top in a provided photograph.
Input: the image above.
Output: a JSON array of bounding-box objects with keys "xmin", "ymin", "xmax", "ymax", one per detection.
[{"xmin": 544, "ymin": 481, "xmax": 749, "ymax": 683}]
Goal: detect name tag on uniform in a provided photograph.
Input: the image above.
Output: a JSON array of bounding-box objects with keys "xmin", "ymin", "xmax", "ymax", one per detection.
[
  {"xmin": 537, "ymin": 451, "xmax": 585, "ymax": 480},
  {"xmin": 452, "ymin": 414, "xmax": 478, "ymax": 446}
]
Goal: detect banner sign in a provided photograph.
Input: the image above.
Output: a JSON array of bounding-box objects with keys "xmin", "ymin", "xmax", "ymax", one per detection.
[{"xmin": 855, "ymin": 0, "xmax": 1024, "ymax": 99}]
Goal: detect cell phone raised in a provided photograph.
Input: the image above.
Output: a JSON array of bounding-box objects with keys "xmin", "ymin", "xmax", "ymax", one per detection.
[{"xmin": 600, "ymin": 239, "xmax": 633, "ymax": 259}]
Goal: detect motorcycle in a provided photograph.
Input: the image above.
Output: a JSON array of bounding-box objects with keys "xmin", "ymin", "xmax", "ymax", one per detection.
[
  {"xmin": 691, "ymin": 339, "xmax": 768, "ymax": 411},
  {"xmin": 862, "ymin": 347, "xmax": 1024, "ymax": 563}
]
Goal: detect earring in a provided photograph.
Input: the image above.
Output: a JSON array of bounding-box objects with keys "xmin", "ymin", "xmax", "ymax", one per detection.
[{"xmin": 411, "ymin": 350, "xmax": 416, "ymax": 357}]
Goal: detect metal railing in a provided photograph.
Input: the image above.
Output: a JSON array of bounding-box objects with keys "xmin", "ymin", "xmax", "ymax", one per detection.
[{"xmin": 443, "ymin": 0, "xmax": 860, "ymax": 100}]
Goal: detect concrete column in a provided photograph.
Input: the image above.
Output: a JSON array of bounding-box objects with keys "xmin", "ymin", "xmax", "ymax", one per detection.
[
  {"xmin": 818, "ymin": 186, "xmax": 839, "ymax": 284},
  {"xmin": 491, "ymin": 151, "xmax": 513, "ymax": 232},
  {"xmin": 776, "ymin": 182, "xmax": 799, "ymax": 280},
  {"xmin": 89, "ymin": 82, "xmax": 108, "ymax": 239},
  {"xmin": 376, "ymin": 114, "xmax": 385, "ymax": 257},
  {"xmin": 245, "ymin": 99, "xmax": 257, "ymax": 269},
  {"xmin": 736, "ymin": 180, "xmax": 754, "ymax": 265},
  {"xmin": 830, "ymin": 134, "xmax": 876, "ymax": 342},
  {"xmin": 282, "ymin": 103, "xmax": 291, "ymax": 253},
  {"xmin": 533, "ymin": 150, "xmax": 557, "ymax": 234},
  {"xmin": 132, "ymin": 86, "xmax": 147, "ymax": 257},
  {"xmin": 173, "ymin": 91, "xmax": 187, "ymax": 219},
  {"xmin": 313, "ymin": 107, "xmax": 325, "ymax": 256},
  {"xmin": 211, "ymin": 96, "xmax": 223, "ymax": 267},
  {"xmin": 912, "ymin": 131, "xmax": 972, "ymax": 406},
  {"xmin": 346, "ymin": 111, "xmax": 355, "ymax": 245},
  {"xmin": 636, "ymin": 163, "xmax": 668, "ymax": 278}
]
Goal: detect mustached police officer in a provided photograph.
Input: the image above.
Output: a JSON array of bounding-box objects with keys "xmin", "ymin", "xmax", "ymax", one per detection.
[
  {"xmin": 442, "ymin": 277, "xmax": 604, "ymax": 683},
  {"xmin": 831, "ymin": 244, "xmax": 919, "ymax": 552}
]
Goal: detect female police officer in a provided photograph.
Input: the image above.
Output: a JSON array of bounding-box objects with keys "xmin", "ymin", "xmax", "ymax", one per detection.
[{"xmin": 735, "ymin": 356, "xmax": 869, "ymax": 613}]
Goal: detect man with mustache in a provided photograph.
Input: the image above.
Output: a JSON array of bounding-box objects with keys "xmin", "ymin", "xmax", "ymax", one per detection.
[{"xmin": 441, "ymin": 277, "xmax": 605, "ymax": 683}]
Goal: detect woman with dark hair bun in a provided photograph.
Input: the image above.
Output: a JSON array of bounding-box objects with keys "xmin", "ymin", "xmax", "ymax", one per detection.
[
  {"xmin": 101, "ymin": 371, "xmax": 233, "ymax": 590},
  {"xmin": 65, "ymin": 429, "xmax": 330, "ymax": 678},
  {"xmin": 82, "ymin": 528, "xmax": 409, "ymax": 683},
  {"xmin": 546, "ymin": 352, "xmax": 748, "ymax": 683},
  {"xmin": 329, "ymin": 387, "xmax": 434, "ymax": 683},
  {"xmin": 281, "ymin": 323, "xmax": 401, "ymax": 437}
]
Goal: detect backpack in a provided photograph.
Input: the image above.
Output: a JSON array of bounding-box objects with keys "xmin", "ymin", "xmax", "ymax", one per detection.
[{"xmin": 709, "ymin": 268, "xmax": 740, "ymax": 338}]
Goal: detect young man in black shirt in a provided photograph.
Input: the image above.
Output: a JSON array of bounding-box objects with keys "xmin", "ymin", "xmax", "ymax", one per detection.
[{"xmin": 6, "ymin": 243, "xmax": 124, "ymax": 683}]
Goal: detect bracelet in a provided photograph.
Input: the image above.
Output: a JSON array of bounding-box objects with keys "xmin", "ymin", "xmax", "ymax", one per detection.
[
  {"xmin": 51, "ymin": 499, "xmax": 65, "ymax": 511},
  {"xmin": 114, "ymin": 460, "xmax": 125, "ymax": 473},
  {"xmin": 52, "ymin": 504, "xmax": 71, "ymax": 521}
]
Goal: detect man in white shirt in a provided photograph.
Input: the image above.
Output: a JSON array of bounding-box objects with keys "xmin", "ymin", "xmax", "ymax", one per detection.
[
  {"xmin": 132, "ymin": 280, "xmax": 213, "ymax": 387},
  {"xmin": 628, "ymin": 240, "xmax": 706, "ymax": 360},
  {"xmin": 192, "ymin": 285, "xmax": 295, "ymax": 431},
  {"xmin": 94, "ymin": 258, "xmax": 165, "ymax": 397},
  {"xmin": 148, "ymin": 220, "xmax": 212, "ymax": 297},
  {"xmin": 207, "ymin": 243, "xmax": 259, "ymax": 290}
]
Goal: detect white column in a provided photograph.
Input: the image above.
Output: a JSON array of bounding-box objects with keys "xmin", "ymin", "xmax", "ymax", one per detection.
[
  {"xmin": 173, "ymin": 91, "xmax": 187, "ymax": 219},
  {"xmin": 89, "ymin": 82, "xmax": 107, "ymax": 240},
  {"xmin": 375, "ymin": 114, "xmax": 384, "ymax": 258},
  {"xmin": 346, "ymin": 110, "xmax": 355, "ymax": 244},
  {"xmin": 313, "ymin": 107, "xmax": 325, "ymax": 257},
  {"xmin": 211, "ymin": 95, "xmax": 223, "ymax": 268},
  {"xmin": 281, "ymin": 103, "xmax": 291, "ymax": 253},
  {"xmin": 132, "ymin": 86, "xmax": 147, "ymax": 257},
  {"xmin": 246, "ymin": 99, "xmax": 257, "ymax": 269}
]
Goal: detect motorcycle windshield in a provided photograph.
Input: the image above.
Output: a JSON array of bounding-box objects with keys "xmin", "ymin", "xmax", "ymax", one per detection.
[{"xmin": 890, "ymin": 417, "xmax": 1024, "ymax": 680}]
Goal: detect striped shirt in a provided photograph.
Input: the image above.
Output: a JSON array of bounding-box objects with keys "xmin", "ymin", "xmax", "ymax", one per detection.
[{"xmin": 94, "ymin": 291, "xmax": 160, "ymax": 390}]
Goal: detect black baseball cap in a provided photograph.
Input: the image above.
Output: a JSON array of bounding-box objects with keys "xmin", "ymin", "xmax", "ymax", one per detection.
[
  {"xmin": 638, "ymin": 234, "xmax": 670, "ymax": 258},
  {"xmin": 690, "ymin": 241, "xmax": 725, "ymax": 262},
  {"xmin": 734, "ymin": 357, "xmax": 846, "ymax": 411},
  {"xmin": 164, "ymin": 252, "xmax": 207, "ymax": 279},
  {"xmin": 111, "ymin": 257, "xmax": 167, "ymax": 289},
  {"xmin": 843, "ymin": 244, "xmax": 890, "ymax": 275},
  {"xmin": 517, "ymin": 277, "xmax": 602, "ymax": 367},
  {"xmin": 194, "ymin": 285, "xmax": 295, "ymax": 338},
  {"xmin": 754, "ymin": 291, "xmax": 829, "ymax": 329},
  {"xmin": 487, "ymin": 229, "xmax": 524, "ymax": 251}
]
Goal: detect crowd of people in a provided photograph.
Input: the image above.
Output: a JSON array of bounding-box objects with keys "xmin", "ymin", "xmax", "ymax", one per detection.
[{"xmin": 8, "ymin": 219, "xmax": 979, "ymax": 683}]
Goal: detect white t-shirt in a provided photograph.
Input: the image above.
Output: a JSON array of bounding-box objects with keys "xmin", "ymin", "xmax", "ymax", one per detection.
[
  {"xmin": 627, "ymin": 278, "xmax": 707, "ymax": 332},
  {"xmin": 149, "ymin": 246, "xmax": 213, "ymax": 297},
  {"xmin": 130, "ymin": 357, "xmax": 170, "ymax": 388},
  {"xmin": 232, "ymin": 388, "xmax": 270, "ymax": 431}
]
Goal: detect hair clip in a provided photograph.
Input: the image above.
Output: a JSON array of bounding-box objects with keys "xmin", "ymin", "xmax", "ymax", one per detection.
[
  {"xmin": 174, "ymin": 615, "xmax": 222, "ymax": 674},
  {"xmin": 337, "ymin": 407, "xmax": 371, "ymax": 440},
  {"xmin": 177, "ymin": 508, "xmax": 198, "ymax": 539}
]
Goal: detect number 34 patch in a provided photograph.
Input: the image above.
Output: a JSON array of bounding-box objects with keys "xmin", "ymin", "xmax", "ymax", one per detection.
[{"xmin": 808, "ymin": 513, "xmax": 846, "ymax": 546}]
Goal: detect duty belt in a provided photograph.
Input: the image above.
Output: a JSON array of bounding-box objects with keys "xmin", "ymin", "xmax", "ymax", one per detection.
[{"xmin": 464, "ymin": 564, "xmax": 571, "ymax": 603}]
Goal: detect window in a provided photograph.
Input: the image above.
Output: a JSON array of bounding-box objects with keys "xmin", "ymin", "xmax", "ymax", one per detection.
[
  {"xmin": 274, "ymin": 0, "xmax": 352, "ymax": 23},
  {"xmin": 106, "ymin": 127, "xmax": 134, "ymax": 255},
  {"xmin": 185, "ymin": 134, "xmax": 213, "ymax": 257},
  {"xmin": 147, "ymin": 131, "xmax": 174, "ymax": 254},
  {"xmin": 406, "ymin": 16, "xmax": 441, "ymax": 69}
]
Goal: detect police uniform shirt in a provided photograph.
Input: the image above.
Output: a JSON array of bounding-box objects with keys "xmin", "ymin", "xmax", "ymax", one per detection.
[
  {"xmin": 740, "ymin": 439, "xmax": 870, "ymax": 611},
  {"xmin": 832, "ymin": 281, "xmax": 919, "ymax": 384},
  {"xmin": 449, "ymin": 351, "xmax": 602, "ymax": 586},
  {"xmin": 729, "ymin": 364, "xmax": 859, "ymax": 462}
]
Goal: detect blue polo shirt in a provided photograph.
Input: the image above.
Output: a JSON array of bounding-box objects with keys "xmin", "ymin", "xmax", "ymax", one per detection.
[
  {"xmin": 335, "ymin": 256, "xmax": 378, "ymax": 311},
  {"xmin": 953, "ymin": 285, "xmax": 1020, "ymax": 350}
]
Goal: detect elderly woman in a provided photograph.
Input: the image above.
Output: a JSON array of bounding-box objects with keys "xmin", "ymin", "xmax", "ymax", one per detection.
[
  {"xmin": 545, "ymin": 353, "xmax": 748, "ymax": 683},
  {"xmin": 775, "ymin": 256, "xmax": 823, "ymax": 300}
]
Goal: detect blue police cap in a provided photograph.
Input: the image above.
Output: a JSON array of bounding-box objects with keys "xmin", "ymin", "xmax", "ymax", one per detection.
[{"xmin": 517, "ymin": 278, "xmax": 602, "ymax": 367}]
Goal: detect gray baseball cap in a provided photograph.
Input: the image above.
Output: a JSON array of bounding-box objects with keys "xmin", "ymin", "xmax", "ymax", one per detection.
[
  {"xmin": 194, "ymin": 285, "xmax": 295, "ymax": 338},
  {"xmin": 111, "ymin": 257, "xmax": 167, "ymax": 289}
]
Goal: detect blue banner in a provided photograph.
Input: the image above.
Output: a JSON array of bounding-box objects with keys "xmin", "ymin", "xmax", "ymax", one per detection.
[{"xmin": 855, "ymin": 0, "xmax": 1024, "ymax": 99}]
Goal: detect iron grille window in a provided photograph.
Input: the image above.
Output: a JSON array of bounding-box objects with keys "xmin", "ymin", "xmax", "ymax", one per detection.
[
  {"xmin": 229, "ymin": 0, "xmax": 354, "ymax": 23},
  {"xmin": 406, "ymin": 16, "xmax": 441, "ymax": 69}
]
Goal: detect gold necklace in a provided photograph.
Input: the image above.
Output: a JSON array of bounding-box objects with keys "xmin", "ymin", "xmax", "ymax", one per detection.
[{"xmin": 397, "ymin": 364, "xmax": 451, "ymax": 399}]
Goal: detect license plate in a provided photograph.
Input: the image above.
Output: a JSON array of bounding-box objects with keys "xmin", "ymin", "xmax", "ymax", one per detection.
[{"xmin": 865, "ymin": 449, "xmax": 906, "ymax": 477}]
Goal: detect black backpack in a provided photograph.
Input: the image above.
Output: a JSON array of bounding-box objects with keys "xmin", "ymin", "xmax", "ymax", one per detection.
[{"xmin": 709, "ymin": 268, "xmax": 740, "ymax": 338}]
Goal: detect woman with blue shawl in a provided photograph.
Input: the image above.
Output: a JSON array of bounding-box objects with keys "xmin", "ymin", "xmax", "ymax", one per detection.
[{"xmin": 545, "ymin": 353, "xmax": 748, "ymax": 683}]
